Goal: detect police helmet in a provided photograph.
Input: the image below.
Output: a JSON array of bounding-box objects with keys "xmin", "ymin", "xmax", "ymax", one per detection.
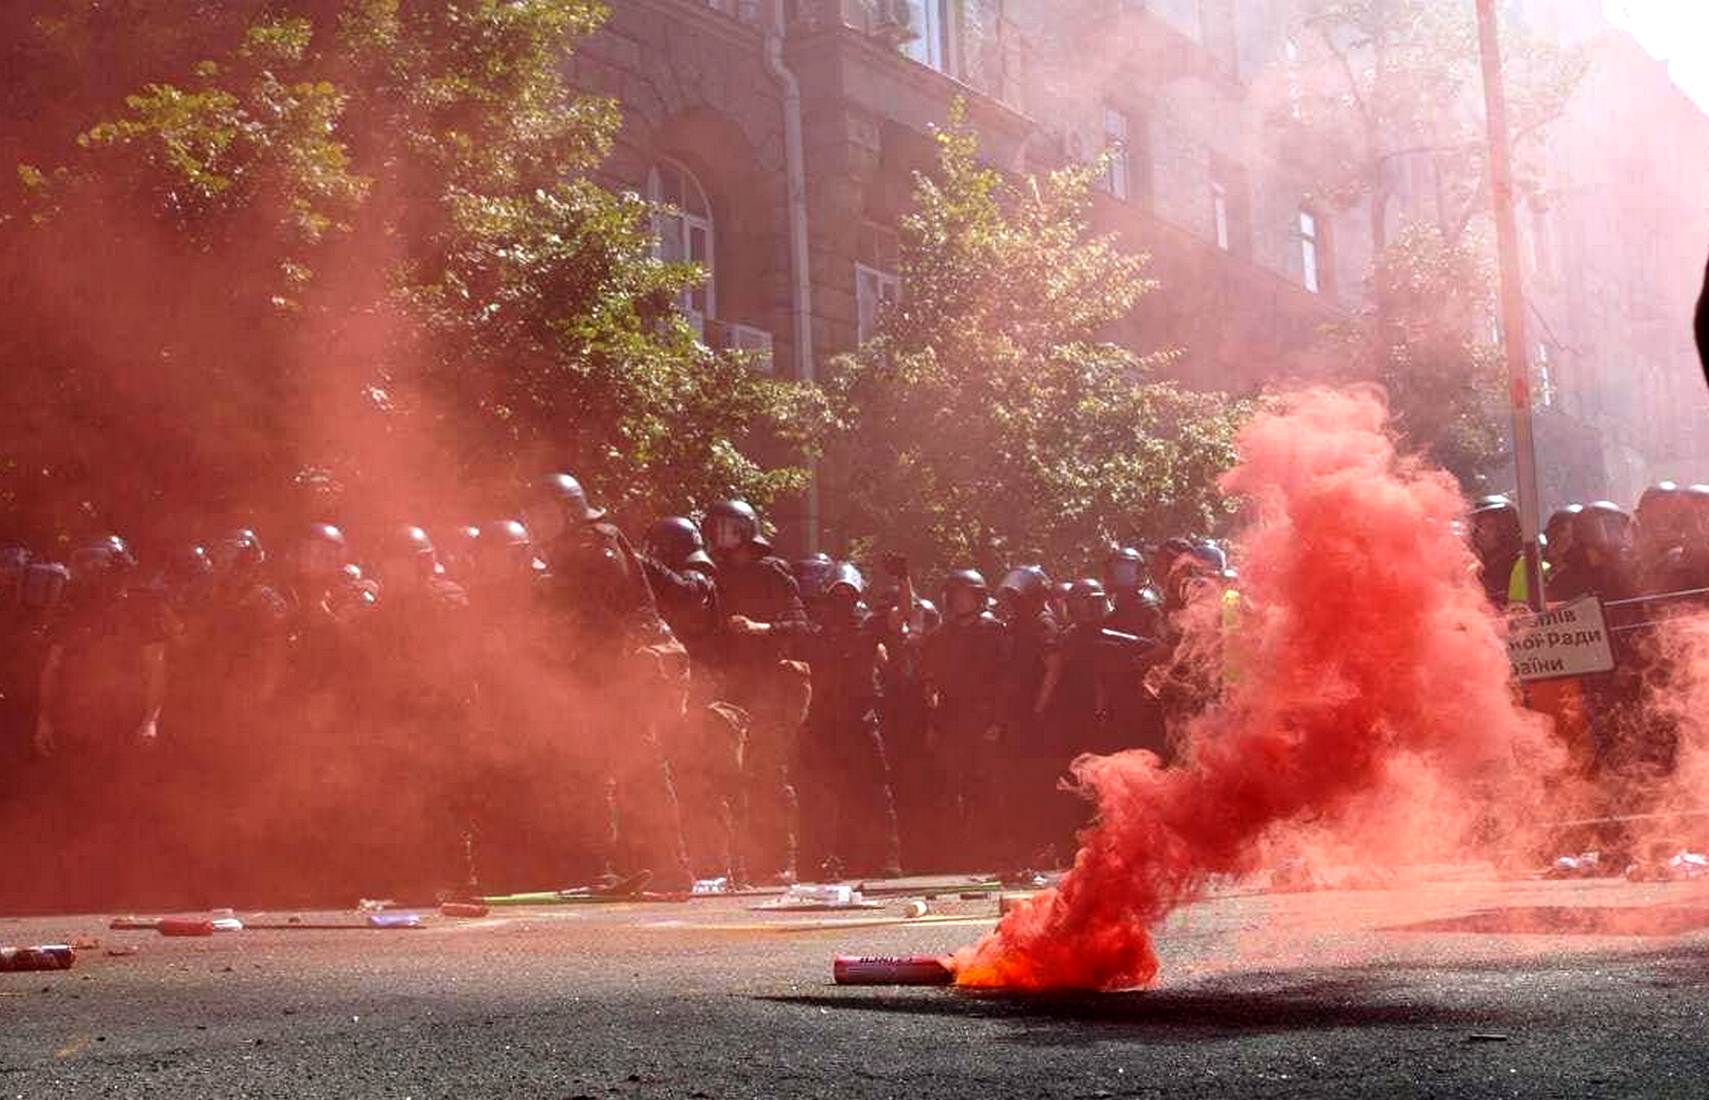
[
  {"xmin": 703, "ymin": 500, "xmax": 767, "ymax": 555},
  {"xmin": 1102, "ymin": 546, "xmax": 1145, "ymax": 591},
  {"xmin": 940, "ymin": 569, "xmax": 990, "ymax": 620},
  {"xmin": 1065, "ymin": 578, "xmax": 1114, "ymax": 626}
]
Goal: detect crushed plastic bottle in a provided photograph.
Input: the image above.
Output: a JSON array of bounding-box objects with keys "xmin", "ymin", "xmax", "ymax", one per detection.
[{"xmin": 365, "ymin": 911, "xmax": 423, "ymax": 929}]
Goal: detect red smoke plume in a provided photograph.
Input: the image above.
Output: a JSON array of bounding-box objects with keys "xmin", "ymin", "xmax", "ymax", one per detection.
[{"xmin": 952, "ymin": 389, "xmax": 1565, "ymax": 991}]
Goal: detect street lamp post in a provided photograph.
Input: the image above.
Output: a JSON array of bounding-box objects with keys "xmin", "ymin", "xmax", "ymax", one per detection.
[{"xmin": 1475, "ymin": 0, "xmax": 1547, "ymax": 611}]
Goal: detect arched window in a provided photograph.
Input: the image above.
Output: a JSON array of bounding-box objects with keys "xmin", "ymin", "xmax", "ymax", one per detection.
[{"xmin": 648, "ymin": 158, "xmax": 715, "ymax": 335}]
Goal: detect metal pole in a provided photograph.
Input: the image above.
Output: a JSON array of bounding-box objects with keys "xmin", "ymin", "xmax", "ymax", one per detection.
[{"xmin": 1475, "ymin": 0, "xmax": 1546, "ymax": 611}]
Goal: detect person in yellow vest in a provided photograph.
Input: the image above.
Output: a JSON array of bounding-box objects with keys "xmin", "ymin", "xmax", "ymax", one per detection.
[{"xmin": 1469, "ymin": 495, "xmax": 1524, "ymax": 610}]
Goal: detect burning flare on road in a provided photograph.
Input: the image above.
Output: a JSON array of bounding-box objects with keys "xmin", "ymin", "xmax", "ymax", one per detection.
[{"xmin": 952, "ymin": 389, "xmax": 1563, "ymax": 991}]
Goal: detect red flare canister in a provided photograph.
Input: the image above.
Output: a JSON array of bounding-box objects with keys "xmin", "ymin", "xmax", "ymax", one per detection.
[
  {"xmin": 439, "ymin": 902, "xmax": 489, "ymax": 918},
  {"xmin": 832, "ymin": 955, "xmax": 953, "ymax": 986},
  {"xmin": 157, "ymin": 918, "xmax": 216, "ymax": 937}
]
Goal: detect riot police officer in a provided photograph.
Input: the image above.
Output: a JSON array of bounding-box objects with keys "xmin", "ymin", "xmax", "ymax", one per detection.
[
  {"xmin": 920, "ymin": 569, "xmax": 1011, "ymax": 869},
  {"xmin": 527, "ymin": 473, "xmax": 690, "ymax": 893},
  {"xmin": 992, "ymin": 564, "xmax": 1065, "ymax": 869},
  {"xmin": 364, "ymin": 524, "xmax": 476, "ymax": 898},
  {"xmin": 733, "ymin": 561, "xmax": 902, "ymax": 879},
  {"xmin": 702, "ymin": 498, "xmax": 809, "ymax": 884},
  {"xmin": 1635, "ymin": 482, "xmax": 1692, "ymax": 595},
  {"xmin": 641, "ymin": 515, "xmax": 744, "ymax": 884},
  {"xmin": 35, "ymin": 534, "xmax": 171, "ymax": 909},
  {"xmin": 1103, "ymin": 547, "xmax": 1164, "ymax": 640},
  {"xmin": 1549, "ymin": 502, "xmax": 1639, "ymax": 604}
]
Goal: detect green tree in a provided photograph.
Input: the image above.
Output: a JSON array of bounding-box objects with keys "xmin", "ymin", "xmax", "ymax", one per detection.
[
  {"xmin": 823, "ymin": 107, "xmax": 1246, "ymax": 579},
  {"xmin": 1277, "ymin": 0, "xmax": 1582, "ymax": 253},
  {"xmin": 1331, "ymin": 222, "xmax": 1508, "ymax": 487},
  {"xmin": 0, "ymin": 1, "xmax": 818, "ymax": 543},
  {"xmin": 1273, "ymin": 1, "xmax": 1578, "ymax": 491}
]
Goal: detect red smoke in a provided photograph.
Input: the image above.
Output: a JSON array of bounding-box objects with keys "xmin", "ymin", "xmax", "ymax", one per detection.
[{"xmin": 952, "ymin": 389, "xmax": 1565, "ymax": 991}]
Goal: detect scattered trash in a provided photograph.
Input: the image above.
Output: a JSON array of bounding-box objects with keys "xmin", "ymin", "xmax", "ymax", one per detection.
[
  {"xmin": 1546, "ymin": 851, "xmax": 1603, "ymax": 879},
  {"xmin": 357, "ymin": 899, "xmax": 396, "ymax": 913},
  {"xmin": 832, "ymin": 955, "xmax": 953, "ymax": 986},
  {"xmin": 903, "ymin": 900, "xmax": 929, "ymax": 919},
  {"xmin": 1467, "ymin": 1033, "xmax": 1510, "ymax": 1043},
  {"xmin": 365, "ymin": 911, "xmax": 423, "ymax": 929},
  {"xmin": 692, "ymin": 878, "xmax": 730, "ymax": 896},
  {"xmin": 108, "ymin": 917, "xmax": 159, "ymax": 931},
  {"xmin": 211, "ymin": 917, "xmax": 244, "ymax": 933},
  {"xmin": 104, "ymin": 946, "xmax": 139, "ymax": 958},
  {"xmin": 69, "ymin": 935, "xmax": 100, "ymax": 951},
  {"xmin": 438, "ymin": 902, "xmax": 489, "ymax": 918},
  {"xmin": 751, "ymin": 884, "xmax": 883, "ymax": 912},
  {"xmin": 1630, "ymin": 851, "xmax": 1709, "ymax": 883},
  {"xmin": 158, "ymin": 919, "xmax": 216, "ymax": 938},
  {"xmin": 0, "ymin": 946, "xmax": 75, "ymax": 973}
]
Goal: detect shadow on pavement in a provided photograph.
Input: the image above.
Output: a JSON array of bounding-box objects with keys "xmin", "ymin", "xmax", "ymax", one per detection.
[{"xmin": 762, "ymin": 973, "xmax": 1508, "ymax": 1045}]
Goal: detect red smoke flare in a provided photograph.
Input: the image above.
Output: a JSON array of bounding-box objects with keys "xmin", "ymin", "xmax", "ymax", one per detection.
[{"xmin": 952, "ymin": 389, "xmax": 1562, "ymax": 991}]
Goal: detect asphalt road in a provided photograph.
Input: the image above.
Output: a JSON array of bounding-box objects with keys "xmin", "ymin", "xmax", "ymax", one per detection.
[{"xmin": 4, "ymin": 872, "xmax": 1709, "ymax": 1099}]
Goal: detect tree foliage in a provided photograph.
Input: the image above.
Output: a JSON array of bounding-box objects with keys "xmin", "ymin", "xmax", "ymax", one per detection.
[
  {"xmin": 1276, "ymin": 0, "xmax": 1583, "ymax": 251},
  {"xmin": 824, "ymin": 107, "xmax": 1246, "ymax": 579},
  {"xmin": 1331, "ymin": 223, "xmax": 1509, "ymax": 487},
  {"xmin": 0, "ymin": 1, "xmax": 818, "ymax": 544}
]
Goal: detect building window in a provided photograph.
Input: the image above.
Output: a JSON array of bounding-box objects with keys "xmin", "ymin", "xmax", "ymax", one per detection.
[
  {"xmin": 1211, "ymin": 181, "xmax": 1229, "ymax": 251},
  {"xmin": 856, "ymin": 265, "xmax": 901, "ymax": 343},
  {"xmin": 1284, "ymin": 35, "xmax": 1303, "ymax": 120},
  {"xmin": 648, "ymin": 159, "xmax": 715, "ymax": 336},
  {"xmin": 856, "ymin": 222, "xmax": 901, "ymax": 344},
  {"xmin": 1299, "ymin": 208, "xmax": 1322, "ymax": 294},
  {"xmin": 1102, "ymin": 106, "xmax": 1131, "ymax": 201},
  {"xmin": 901, "ymin": 0, "xmax": 948, "ymax": 73}
]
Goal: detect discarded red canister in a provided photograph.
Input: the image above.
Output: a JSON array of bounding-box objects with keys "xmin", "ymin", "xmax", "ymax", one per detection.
[
  {"xmin": 0, "ymin": 945, "xmax": 75, "ymax": 972},
  {"xmin": 157, "ymin": 918, "xmax": 216, "ymax": 937},
  {"xmin": 438, "ymin": 902, "xmax": 489, "ymax": 918},
  {"xmin": 832, "ymin": 955, "xmax": 954, "ymax": 986}
]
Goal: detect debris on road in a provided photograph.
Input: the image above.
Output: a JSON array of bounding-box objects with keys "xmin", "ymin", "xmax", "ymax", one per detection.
[
  {"xmin": 903, "ymin": 900, "xmax": 929, "ymax": 919},
  {"xmin": 0, "ymin": 946, "xmax": 75, "ymax": 972},
  {"xmin": 751, "ymin": 885, "xmax": 883, "ymax": 912},
  {"xmin": 158, "ymin": 919, "xmax": 216, "ymax": 937},
  {"xmin": 1546, "ymin": 851, "xmax": 1604, "ymax": 879},
  {"xmin": 439, "ymin": 902, "xmax": 490, "ymax": 918},
  {"xmin": 1625, "ymin": 851, "xmax": 1709, "ymax": 882},
  {"xmin": 366, "ymin": 911, "xmax": 423, "ymax": 929}
]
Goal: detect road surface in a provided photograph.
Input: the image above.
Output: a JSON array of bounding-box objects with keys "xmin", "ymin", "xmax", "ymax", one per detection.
[{"xmin": 4, "ymin": 871, "xmax": 1709, "ymax": 1098}]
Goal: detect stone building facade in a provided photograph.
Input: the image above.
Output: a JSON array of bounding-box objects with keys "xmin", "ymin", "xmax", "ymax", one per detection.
[
  {"xmin": 1514, "ymin": 2, "xmax": 1709, "ymax": 508},
  {"xmin": 573, "ymin": 0, "xmax": 1709, "ymax": 545},
  {"xmin": 573, "ymin": 0, "xmax": 1356, "ymax": 547}
]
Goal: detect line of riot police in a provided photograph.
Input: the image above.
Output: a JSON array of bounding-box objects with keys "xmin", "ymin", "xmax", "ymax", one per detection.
[
  {"xmin": 1467, "ymin": 483, "xmax": 1709, "ymax": 810},
  {"xmin": 0, "ymin": 475, "xmax": 1240, "ymax": 908}
]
